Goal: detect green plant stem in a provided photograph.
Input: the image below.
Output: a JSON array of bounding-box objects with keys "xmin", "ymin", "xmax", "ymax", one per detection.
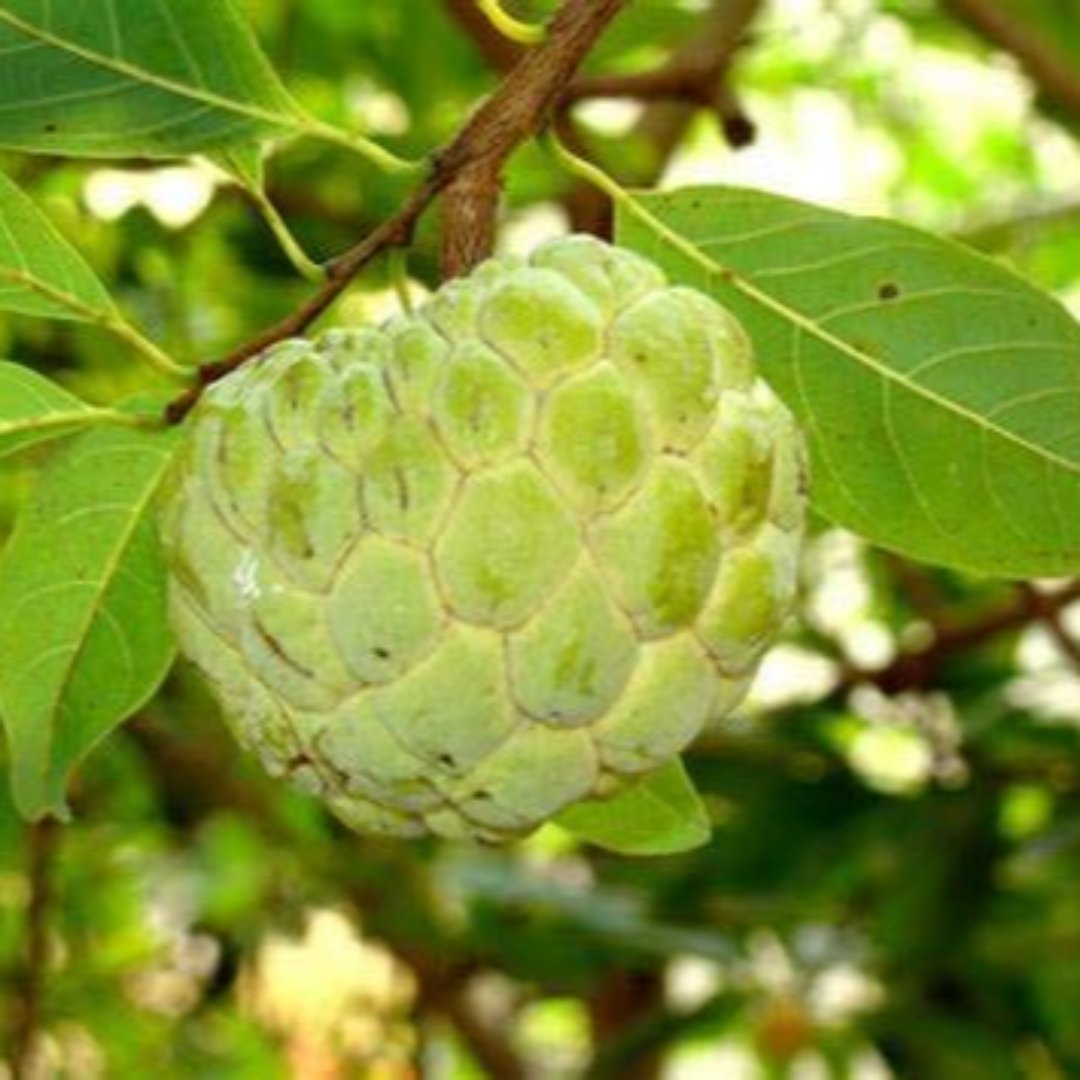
[
  {"xmin": 1, "ymin": 269, "xmax": 193, "ymax": 381},
  {"xmin": 249, "ymin": 189, "xmax": 326, "ymax": 283},
  {"xmin": 103, "ymin": 316, "xmax": 195, "ymax": 382},
  {"xmin": 304, "ymin": 118, "xmax": 424, "ymax": 175},
  {"xmin": 476, "ymin": 0, "xmax": 546, "ymax": 44},
  {"xmin": 543, "ymin": 131, "xmax": 706, "ymax": 268}
]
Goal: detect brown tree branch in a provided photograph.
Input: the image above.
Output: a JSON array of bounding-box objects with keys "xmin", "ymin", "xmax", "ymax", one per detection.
[
  {"xmin": 437, "ymin": 0, "xmax": 627, "ymax": 277},
  {"xmin": 447, "ymin": 0, "xmax": 763, "ymax": 235},
  {"xmin": 586, "ymin": 968, "xmax": 665, "ymax": 1080},
  {"xmin": 1019, "ymin": 583, "xmax": 1080, "ymax": 673},
  {"xmin": 563, "ymin": 54, "xmax": 750, "ymax": 110},
  {"xmin": 942, "ymin": 0, "xmax": 1080, "ymax": 120},
  {"xmin": 444, "ymin": 0, "xmax": 757, "ymax": 135},
  {"xmin": 414, "ymin": 970, "xmax": 527, "ymax": 1080},
  {"xmin": 841, "ymin": 580, "xmax": 1080, "ymax": 695},
  {"xmin": 167, "ymin": 0, "xmax": 626, "ymax": 423},
  {"xmin": 8, "ymin": 821, "xmax": 60, "ymax": 1080}
]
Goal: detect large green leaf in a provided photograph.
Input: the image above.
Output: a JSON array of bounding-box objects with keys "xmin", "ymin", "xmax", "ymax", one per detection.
[
  {"xmin": 0, "ymin": 169, "xmax": 118, "ymax": 321},
  {"xmin": 617, "ymin": 187, "xmax": 1080, "ymax": 578},
  {"xmin": 555, "ymin": 760, "xmax": 711, "ymax": 856},
  {"xmin": 0, "ymin": 0, "xmax": 303, "ymax": 158},
  {"xmin": 0, "ymin": 423, "xmax": 178, "ymax": 819},
  {"xmin": 0, "ymin": 362, "xmax": 100, "ymax": 460}
]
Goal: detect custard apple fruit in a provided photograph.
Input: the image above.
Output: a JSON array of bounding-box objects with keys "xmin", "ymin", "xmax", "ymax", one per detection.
[{"xmin": 159, "ymin": 235, "xmax": 806, "ymax": 842}]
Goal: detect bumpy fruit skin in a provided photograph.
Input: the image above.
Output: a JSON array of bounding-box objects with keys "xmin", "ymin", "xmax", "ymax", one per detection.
[{"xmin": 159, "ymin": 236, "xmax": 806, "ymax": 841}]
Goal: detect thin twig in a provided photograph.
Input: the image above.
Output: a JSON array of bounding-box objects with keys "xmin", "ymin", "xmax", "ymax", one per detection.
[
  {"xmin": 165, "ymin": 181, "xmax": 436, "ymax": 422},
  {"xmin": 841, "ymin": 581, "xmax": 1080, "ymax": 694},
  {"xmin": 564, "ymin": 62, "xmax": 736, "ymax": 105},
  {"xmin": 166, "ymin": 0, "xmax": 626, "ymax": 423},
  {"xmin": 415, "ymin": 969, "xmax": 527, "ymax": 1080},
  {"xmin": 1019, "ymin": 583, "xmax": 1080, "ymax": 673},
  {"xmin": 8, "ymin": 820, "xmax": 60, "ymax": 1080}
]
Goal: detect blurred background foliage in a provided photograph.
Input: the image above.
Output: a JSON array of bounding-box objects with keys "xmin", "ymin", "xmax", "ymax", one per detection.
[{"xmin": 3, "ymin": 0, "xmax": 1080, "ymax": 1076}]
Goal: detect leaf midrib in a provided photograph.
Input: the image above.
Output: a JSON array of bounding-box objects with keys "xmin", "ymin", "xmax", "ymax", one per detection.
[
  {"xmin": 634, "ymin": 195, "xmax": 1080, "ymax": 481},
  {"xmin": 26, "ymin": 441, "xmax": 173, "ymax": 790},
  {"xmin": 0, "ymin": 7, "xmax": 301, "ymax": 134},
  {"xmin": 0, "ymin": 410, "xmax": 94, "ymax": 438},
  {"xmin": 0, "ymin": 265, "xmax": 111, "ymax": 319}
]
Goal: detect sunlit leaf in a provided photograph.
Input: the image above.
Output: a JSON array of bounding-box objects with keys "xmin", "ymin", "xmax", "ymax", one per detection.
[
  {"xmin": 0, "ymin": 170, "xmax": 117, "ymax": 322},
  {"xmin": 0, "ymin": 362, "xmax": 102, "ymax": 460},
  {"xmin": 0, "ymin": 423, "xmax": 178, "ymax": 819},
  {"xmin": 0, "ymin": 0, "xmax": 303, "ymax": 158},
  {"xmin": 555, "ymin": 760, "xmax": 711, "ymax": 856}
]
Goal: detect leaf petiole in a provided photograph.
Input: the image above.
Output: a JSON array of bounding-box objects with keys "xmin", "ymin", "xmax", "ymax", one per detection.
[
  {"xmin": 249, "ymin": 188, "xmax": 326, "ymax": 283},
  {"xmin": 303, "ymin": 119, "xmax": 424, "ymax": 176},
  {"xmin": 0, "ymin": 408, "xmax": 155, "ymax": 441},
  {"xmin": 102, "ymin": 317, "xmax": 195, "ymax": 384},
  {"xmin": 476, "ymin": 0, "xmax": 546, "ymax": 45},
  {"xmin": 0, "ymin": 267, "xmax": 193, "ymax": 382}
]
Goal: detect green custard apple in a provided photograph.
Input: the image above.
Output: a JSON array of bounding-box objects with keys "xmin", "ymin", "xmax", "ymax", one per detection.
[{"xmin": 159, "ymin": 235, "xmax": 807, "ymax": 841}]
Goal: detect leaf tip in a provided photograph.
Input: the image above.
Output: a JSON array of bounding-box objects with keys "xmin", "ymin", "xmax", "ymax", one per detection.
[{"xmin": 552, "ymin": 760, "xmax": 713, "ymax": 857}]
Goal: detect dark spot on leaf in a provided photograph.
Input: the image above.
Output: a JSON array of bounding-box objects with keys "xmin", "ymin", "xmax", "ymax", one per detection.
[
  {"xmin": 437, "ymin": 753, "xmax": 456, "ymax": 768},
  {"xmin": 878, "ymin": 282, "xmax": 900, "ymax": 301},
  {"xmin": 43, "ymin": 123, "xmax": 57, "ymax": 133},
  {"xmin": 372, "ymin": 646, "xmax": 391, "ymax": 659}
]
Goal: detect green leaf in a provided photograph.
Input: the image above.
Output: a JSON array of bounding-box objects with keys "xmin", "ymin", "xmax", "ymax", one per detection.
[
  {"xmin": 0, "ymin": 172, "xmax": 191, "ymax": 380},
  {"xmin": 0, "ymin": 423, "xmax": 179, "ymax": 819},
  {"xmin": 0, "ymin": 170, "xmax": 118, "ymax": 322},
  {"xmin": 207, "ymin": 143, "xmax": 265, "ymax": 190},
  {"xmin": 0, "ymin": 0, "xmax": 303, "ymax": 158},
  {"xmin": 0, "ymin": 362, "xmax": 101, "ymax": 459},
  {"xmin": 555, "ymin": 760, "xmax": 711, "ymax": 856},
  {"xmin": 617, "ymin": 186, "xmax": 1080, "ymax": 577}
]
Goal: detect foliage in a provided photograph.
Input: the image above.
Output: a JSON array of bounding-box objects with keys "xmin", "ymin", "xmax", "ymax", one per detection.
[{"xmin": 0, "ymin": 0, "xmax": 1079, "ymax": 1075}]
